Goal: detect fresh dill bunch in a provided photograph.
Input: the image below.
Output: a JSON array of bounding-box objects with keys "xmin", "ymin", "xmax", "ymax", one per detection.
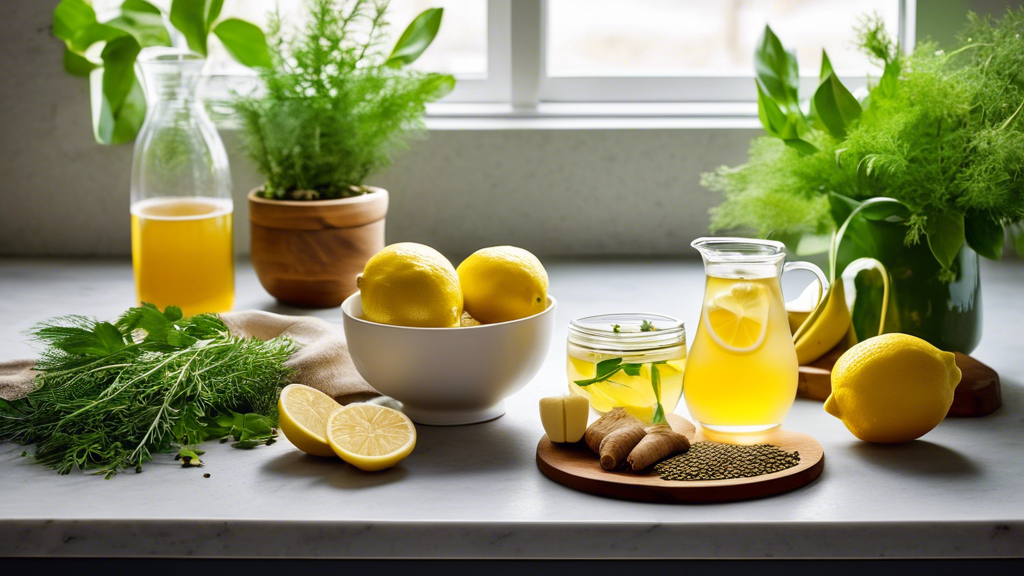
[
  {"xmin": 234, "ymin": 0, "xmax": 453, "ymax": 200},
  {"xmin": 0, "ymin": 304, "xmax": 295, "ymax": 478},
  {"xmin": 706, "ymin": 9, "xmax": 1024, "ymax": 267}
]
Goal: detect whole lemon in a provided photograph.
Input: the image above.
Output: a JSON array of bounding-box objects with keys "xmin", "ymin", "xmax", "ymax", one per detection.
[
  {"xmin": 825, "ymin": 333, "xmax": 962, "ymax": 443},
  {"xmin": 456, "ymin": 246, "xmax": 549, "ymax": 324},
  {"xmin": 358, "ymin": 243, "xmax": 462, "ymax": 327}
]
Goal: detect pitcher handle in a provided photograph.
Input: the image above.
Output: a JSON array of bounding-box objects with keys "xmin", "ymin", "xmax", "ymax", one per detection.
[
  {"xmin": 783, "ymin": 261, "xmax": 829, "ymax": 298},
  {"xmin": 783, "ymin": 261, "xmax": 830, "ymax": 342}
]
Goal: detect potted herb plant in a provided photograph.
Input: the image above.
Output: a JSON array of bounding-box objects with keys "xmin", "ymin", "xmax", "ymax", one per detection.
[
  {"xmin": 702, "ymin": 11, "xmax": 1024, "ymax": 353},
  {"xmin": 234, "ymin": 0, "xmax": 453, "ymax": 308}
]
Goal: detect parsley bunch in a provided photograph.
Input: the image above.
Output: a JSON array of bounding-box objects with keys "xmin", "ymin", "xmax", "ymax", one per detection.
[{"xmin": 0, "ymin": 304, "xmax": 294, "ymax": 478}]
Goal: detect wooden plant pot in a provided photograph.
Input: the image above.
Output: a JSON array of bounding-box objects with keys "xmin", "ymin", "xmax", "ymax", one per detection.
[{"xmin": 249, "ymin": 187, "xmax": 388, "ymax": 308}]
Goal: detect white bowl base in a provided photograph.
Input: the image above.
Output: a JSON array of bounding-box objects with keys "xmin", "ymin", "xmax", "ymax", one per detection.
[{"xmin": 401, "ymin": 402, "xmax": 506, "ymax": 426}]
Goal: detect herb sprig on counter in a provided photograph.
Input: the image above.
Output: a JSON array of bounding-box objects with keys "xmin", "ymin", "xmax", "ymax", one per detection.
[{"xmin": 0, "ymin": 304, "xmax": 295, "ymax": 478}]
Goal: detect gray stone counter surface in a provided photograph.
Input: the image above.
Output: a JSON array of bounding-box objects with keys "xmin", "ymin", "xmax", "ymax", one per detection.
[{"xmin": 0, "ymin": 258, "xmax": 1022, "ymax": 559}]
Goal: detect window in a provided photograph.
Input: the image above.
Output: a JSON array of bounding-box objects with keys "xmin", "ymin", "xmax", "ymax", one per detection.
[
  {"xmin": 149, "ymin": 0, "xmax": 915, "ymax": 109},
  {"xmin": 542, "ymin": 0, "xmax": 908, "ymax": 102}
]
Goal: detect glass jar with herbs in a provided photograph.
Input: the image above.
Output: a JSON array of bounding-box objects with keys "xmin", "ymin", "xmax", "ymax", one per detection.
[{"xmin": 567, "ymin": 314, "xmax": 686, "ymax": 425}]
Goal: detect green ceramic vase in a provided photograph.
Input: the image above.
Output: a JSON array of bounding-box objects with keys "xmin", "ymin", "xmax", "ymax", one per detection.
[{"xmin": 846, "ymin": 219, "xmax": 982, "ymax": 354}]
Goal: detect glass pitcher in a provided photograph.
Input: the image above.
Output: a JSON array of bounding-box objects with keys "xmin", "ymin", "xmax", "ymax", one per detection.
[
  {"xmin": 130, "ymin": 48, "xmax": 234, "ymax": 316},
  {"xmin": 684, "ymin": 237, "xmax": 827, "ymax": 439}
]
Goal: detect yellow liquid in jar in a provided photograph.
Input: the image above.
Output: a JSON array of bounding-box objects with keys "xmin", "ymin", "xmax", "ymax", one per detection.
[
  {"xmin": 131, "ymin": 197, "xmax": 234, "ymax": 316},
  {"xmin": 683, "ymin": 274, "xmax": 797, "ymax": 433},
  {"xmin": 567, "ymin": 344, "xmax": 686, "ymax": 424}
]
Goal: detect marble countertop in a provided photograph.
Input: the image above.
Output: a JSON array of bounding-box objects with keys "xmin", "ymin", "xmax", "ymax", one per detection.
[{"xmin": 1, "ymin": 257, "xmax": 1022, "ymax": 559}]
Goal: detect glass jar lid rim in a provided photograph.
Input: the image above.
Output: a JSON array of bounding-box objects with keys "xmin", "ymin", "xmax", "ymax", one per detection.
[{"xmin": 568, "ymin": 313, "xmax": 685, "ymax": 351}]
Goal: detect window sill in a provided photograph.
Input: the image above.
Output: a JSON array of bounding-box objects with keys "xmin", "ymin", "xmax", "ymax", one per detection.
[{"xmin": 423, "ymin": 102, "xmax": 762, "ymax": 130}]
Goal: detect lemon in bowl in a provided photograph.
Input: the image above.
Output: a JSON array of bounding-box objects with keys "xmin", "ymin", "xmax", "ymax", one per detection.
[
  {"xmin": 825, "ymin": 333, "xmax": 962, "ymax": 443},
  {"xmin": 457, "ymin": 246, "xmax": 549, "ymax": 324},
  {"xmin": 358, "ymin": 242, "xmax": 463, "ymax": 328}
]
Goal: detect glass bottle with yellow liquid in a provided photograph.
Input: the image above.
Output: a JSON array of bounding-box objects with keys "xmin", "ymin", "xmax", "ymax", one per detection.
[
  {"xmin": 684, "ymin": 238, "xmax": 827, "ymax": 439},
  {"xmin": 567, "ymin": 314, "xmax": 687, "ymax": 424},
  {"xmin": 130, "ymin": 49, "xmax": 234, "ymax": 316}
]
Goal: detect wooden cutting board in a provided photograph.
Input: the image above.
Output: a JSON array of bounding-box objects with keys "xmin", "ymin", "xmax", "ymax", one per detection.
[
  {"xmin": 797, "ymin": 347, "xmax": 1002, "ymax": 417},
  {"xmin": 536, "ymin": 414, "xmax": 825, "ymax": 503}
]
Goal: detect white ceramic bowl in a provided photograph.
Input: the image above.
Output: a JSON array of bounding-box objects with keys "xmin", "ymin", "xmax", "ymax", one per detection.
[{"xmin": 341, "ymin": 293, "xmax": 557, "ymax": 425}]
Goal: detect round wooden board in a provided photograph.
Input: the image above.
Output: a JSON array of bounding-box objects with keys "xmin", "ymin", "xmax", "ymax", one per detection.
[{"xmin": 536, "ymin": 414, "xmax": 825, "ymax": 503}]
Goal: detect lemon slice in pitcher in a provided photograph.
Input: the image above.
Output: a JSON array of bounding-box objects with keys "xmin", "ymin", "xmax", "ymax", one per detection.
[
  {"xmin": 327, "ymin": 404, "xmax": 417, "ymax": 472},
  {"xmin": 705, "ymin": 282, "xmax": 770, "ymax": 352}
]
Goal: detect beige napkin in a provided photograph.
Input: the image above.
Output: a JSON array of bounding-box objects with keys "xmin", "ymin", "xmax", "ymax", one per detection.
[{"xmin": 0, "ymin": 311, "xmax": 377, "ymax": 402}]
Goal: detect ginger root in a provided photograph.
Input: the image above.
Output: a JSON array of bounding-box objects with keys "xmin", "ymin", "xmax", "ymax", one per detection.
[
  {"xmin": 584, "ymin": 408, "xmax": 641, "ymax": 454},
  {"xmin": 626, "ymin": 423, "xmax": 690, "ymax": 472},
  {"xmin": 599, "ymin": 423, "xmax": 647, "ymax": 470}
]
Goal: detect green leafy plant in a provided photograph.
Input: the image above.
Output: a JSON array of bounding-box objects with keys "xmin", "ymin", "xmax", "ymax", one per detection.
[
  {"xmin": 53, "ymin": 0, "xmax": 271, "ymax": 145},
  {"xmin": 703, "ymin": 11, "xmax": 1024, "ymax": 278},
  {"xmin": 234, "ymin": 0, "xmax": 454, "ymax": 200},
  {"xmin": 0, "ymin": 303, "xmax": 294, "ymax": 478}
]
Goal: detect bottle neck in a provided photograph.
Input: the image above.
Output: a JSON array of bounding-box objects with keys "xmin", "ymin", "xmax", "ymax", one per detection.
[{"xmin": 139, "ymin": 55, "xmax": 205, "ymax": 106}]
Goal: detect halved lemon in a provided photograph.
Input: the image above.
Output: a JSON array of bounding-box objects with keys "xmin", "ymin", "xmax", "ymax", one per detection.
[
  {"xmin": 278, "ymin": 384, "xmax": 342, "ymax": 457},
  {"xmin": 327, "ymin": 404, "xmax": 417, "ymax": 472},
  {"xmin": 705, "ymin": 282, "xmax": 770, "ymax": 352}
]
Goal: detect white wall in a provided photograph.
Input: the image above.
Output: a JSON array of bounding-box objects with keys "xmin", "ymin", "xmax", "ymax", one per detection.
[{"xmin": 1, "ymin": 1, "xmax": 1017, "ymax": 257}]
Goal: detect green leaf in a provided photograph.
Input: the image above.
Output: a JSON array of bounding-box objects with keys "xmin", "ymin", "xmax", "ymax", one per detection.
[
  {"xmin": 925, "ymin": 212, "xmax": 966, "ymax": 270},
  {"xmin": 756, "ymin": 81, "xmax": 792, "ymax": 138},
  {"xmin": 621, "ymin": 364, "xmax": 643, "ymax": 377},
  {"xmin": 808, "ymin": 49, "xmax": 833, "ymax": 125},
  {"xmin": 163, "ymin": 305, "xmax": 184, "ymax": 322},
  {"xmin": 754, "ymin": 25, "xmax": 800, "ymax": 114},
  {"xmin": 107, "ymin": 0, "xmax": 171, "ymax": 48},
  {"xmin": 813, "ymin": 73, "xmax": 862, "ymax": 139},
  {"xmin": 783, "ymin": 138, "xmax": 819, "ymax": 155},
  {"xmin": 595, "ymin": 358, "xmax": 622, "ymax": 378},
  {"xmin": 170, "ymin": 0, "xmax": 209, "ymax": 55},
  {"xmin": 650, "ymin": 364, "xmax": 666, "ymax": 425},
  {"xmin": 386, "ymin": 8, "xmax": 443, "ymax": 68},
  {"xmin": 69, "ymin": 22, "xmax": 130, "ymax": 54},
  {"xmin": 90, "ymin": 36, "xmax": 146, "ymax": 145},
  {"xmin": 422, "ymin": 73, "xmax": 456, "ymax": 100},
  {"xmin": 213, "ymin": 19, "xmax": 272, "ymax": 68},
  {"xmin": 964, "ymin": 210, "xmax": 1004, "ymax": 260},
  {"xmin": 206, "ymin": 0, "xmax": 225, "ymax": 25},
  {"xmin": 64, "ymin": 48, "xmax": 97, "ymax": 76},
  {"xmin": 757, "ymin": 82, "xmax": 817, "ymax": 154},
  {"xmin": 573, "ymin": 358, "xmax": 623, "ymax": 387},
  {"xmin": 53, "ymin": 0, "xmax": 96, "ymax": 43},
  {"xmin": 819, "ymin": 49, "xmax": 834, "ymax": 82}
]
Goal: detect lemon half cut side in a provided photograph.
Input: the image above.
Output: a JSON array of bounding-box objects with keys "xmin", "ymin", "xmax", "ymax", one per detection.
[
  {"xmin": 704, "ymin": 282, "xmax": 770, "ymax": 353},
  {"xmin": 327, "ymin": 404, "xmax": 417, "ymax": 471},
  {"xmin": 278, "ymin": 384, "xmax": 344, "ymax": 457}
]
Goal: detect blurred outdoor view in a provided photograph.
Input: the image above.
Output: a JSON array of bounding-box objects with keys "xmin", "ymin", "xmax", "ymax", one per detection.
[
  {"xmin": 546, "ymin": 0, "xmax": 901, "ymax": 77},
  {"xmin": 96, "ymin": 1, "xmax": 901, "ymax": 83}
]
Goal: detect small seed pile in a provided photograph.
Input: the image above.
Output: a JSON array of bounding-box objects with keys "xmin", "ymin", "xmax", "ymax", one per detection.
[{"xmin": 654, "ymin": 441, "xmax": 800, "ymax": 481}]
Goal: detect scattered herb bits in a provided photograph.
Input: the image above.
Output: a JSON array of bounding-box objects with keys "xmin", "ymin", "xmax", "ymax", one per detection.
[{"xmin": 655, "ymin": 441, "xmax": 800, "ymax": 481}]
